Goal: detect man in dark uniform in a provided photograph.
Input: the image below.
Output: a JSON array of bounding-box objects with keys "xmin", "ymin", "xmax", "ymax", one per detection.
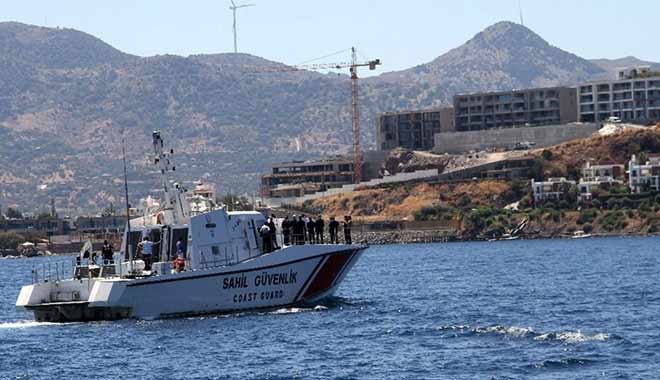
[
  {"xmin": 267, "ymin": 215, "xmax": 278, "ymax": 250},
  {"xmin": 293, "ymin": 215, "xmax": 305, "ymax": 245},
  {"xmin": 328, "ymin": 217, "xmax": 339, "ymax": 244},
  {"xmin": 307, "ymin": 216, "xmax": 316, "ymax": 244},
  {"xmin": 101, "ymin": 240, "xmax": 114, "ymax": 264},
  {"xmin": 343, "ymin": 215, "xmax": 352, "ymax": 245},
  {"xmin": 259, "ymin": 223, "xmax": 272, "ymax": 253},
  {"xmin": 282, "ymin": 216, "xmax": 291, "ymax": 246},
  {"xmin": 315, "ymin": 216, "xmax": 325, "ymax": 244}
]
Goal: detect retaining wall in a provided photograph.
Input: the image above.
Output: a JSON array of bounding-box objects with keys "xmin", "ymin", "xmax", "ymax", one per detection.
[{"xmin": 433, "ymin": 123, "xmax": 599, "ymax": 154}]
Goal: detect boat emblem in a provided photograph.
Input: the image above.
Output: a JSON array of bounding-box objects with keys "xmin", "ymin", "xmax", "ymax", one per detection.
[{"xmin": 204, "ymin": 215, "xmax": 216, "ymax": 237}]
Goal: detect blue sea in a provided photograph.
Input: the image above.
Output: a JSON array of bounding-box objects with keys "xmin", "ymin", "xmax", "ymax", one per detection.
[{"xmin": 1, "ymin": 237, "xmax": 660, "ymax": 379}]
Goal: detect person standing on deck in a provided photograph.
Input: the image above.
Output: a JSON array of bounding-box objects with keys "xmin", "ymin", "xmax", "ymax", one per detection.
[
  {"xmin": 302, "ymin": 215, "xmax": 310, "ymax": 243},
  {"xmin": 282, "ymin": 216, "xmax": 291, "ymax": 246},
  {"xmin": 267, "ymin": 216, "xmax": 278, "ymax": 250},
  {"xmin": 259, "ymin": 223, "xmax": 272, "ymax": 253},
  {"xmin": 140, "ymin": 236, "xmax": 154, "ymax": 270},
  {"xmin": 328, "ymin": 217, "xmax": 339, "ymax": 244},
  {"xmin": 293, "ymin": 215, "xmax": 305, "ymax": 245},
  {"xmin": 175, "ymin": 238, "xmax": 185, "ymax": 258},
  {"xmin": 315, "ymin": 216, "xmax": 325, "ymax": 244},
  {"xmin": 307, "ymin": 216, "xmax": 316, "ymax": 244},
  {"xmin": 343, "ymin": 215, "xmax": 353, "ymax": 245},
  {"xmin": 101, "ymin": 240, "xmax": 114, "ymax": 264}
]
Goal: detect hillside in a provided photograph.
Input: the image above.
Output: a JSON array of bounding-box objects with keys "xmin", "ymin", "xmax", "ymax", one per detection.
[
  {"xmin": 590, "ymin": 56, "xmax": 660, "ymax": 79},
  {"xmin": 303, "ymin": 126, "xmax": 660, "ymax": 239},
  {"xmin": 375, "ymin": 21, "xmax": 606, "ymax": 102},
  {"xmin": 0, "ymin": 20, "xmax": 657, "ymax": 215}
]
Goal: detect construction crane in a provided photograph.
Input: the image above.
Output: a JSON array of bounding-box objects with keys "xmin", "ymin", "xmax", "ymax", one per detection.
[{"xmin": 248, "ymin": 47, "xmax": 381, "ymax": 184}]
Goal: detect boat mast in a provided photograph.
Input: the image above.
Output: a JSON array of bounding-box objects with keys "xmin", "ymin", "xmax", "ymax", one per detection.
[
  {"xmin": 152, "ymin": 130, "xmax": 188, "ymax": 225},
  {"xmin": 121, "ymin": 127, "xmax": 133, "ymax": 273}
]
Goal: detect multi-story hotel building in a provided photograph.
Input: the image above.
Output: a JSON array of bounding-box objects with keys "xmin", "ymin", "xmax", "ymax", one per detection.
[
  {"xmin": 577, "ymin": 67, "xmax": 660, "ymax": 123},
  {"xmin": 453, "ymin": 87, "xmax": 577, "ymax": 132}
]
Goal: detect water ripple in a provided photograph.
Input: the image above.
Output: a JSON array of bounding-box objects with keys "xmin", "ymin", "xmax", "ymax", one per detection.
[{"xmin": 1, "ymin": 238, "xmax": 660, "ymax": 379}]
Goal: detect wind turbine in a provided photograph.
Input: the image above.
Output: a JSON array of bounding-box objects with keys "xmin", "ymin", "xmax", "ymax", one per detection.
[{"xmin": 229, "ymin": 0, "xmax": 255, "ymax": 53}]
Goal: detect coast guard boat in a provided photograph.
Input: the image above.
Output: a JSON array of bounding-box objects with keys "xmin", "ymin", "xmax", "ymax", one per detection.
[{"xmin": 16, "ymin": 131, "xmax": 366, "ymax": 322}]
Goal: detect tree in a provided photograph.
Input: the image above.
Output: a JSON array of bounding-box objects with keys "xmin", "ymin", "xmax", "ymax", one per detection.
[
  {"xmin": 0, "ymin": 232, "xmax": 24, "ymax": 250},
  {"xmin": 541, "ymin": 149, "xmax": 554, "ymax": 161},
  {"xmin": 6, "ymin": 207, "xmax": 22, "ymax": 219},
  {"xmin": 36, "ymin": 212, "xmax": 52, "ymax": 220},
  {"xmin": 558, "ymin": 200, "xmax": 570, "ymax": 210},
  {"xmin": 528, "ymin": 158, "xmax": 545, "ymax": 181},
  {"xmin": 566, "ymin": 162, "xmax": 581, "ymax": 181},
  {"xmin": 218, "ymin": 194, "xmax": 253, "ymax": 211}
]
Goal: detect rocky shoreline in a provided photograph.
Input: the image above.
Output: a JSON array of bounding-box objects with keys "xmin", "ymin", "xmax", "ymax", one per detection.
[{"xmin": 352, "ymin": 230, "xmax": 658, "ymax": 245}]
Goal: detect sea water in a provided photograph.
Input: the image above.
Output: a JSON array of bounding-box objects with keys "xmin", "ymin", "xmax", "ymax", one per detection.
[{"xmin": 1, "ymin": 237, "xmax": 659, "ymax": 379}]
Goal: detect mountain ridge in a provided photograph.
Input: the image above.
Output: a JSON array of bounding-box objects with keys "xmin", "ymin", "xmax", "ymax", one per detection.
[{"xmin": 0, "ymin": 20, "xmax": 657, "ymax": 215}]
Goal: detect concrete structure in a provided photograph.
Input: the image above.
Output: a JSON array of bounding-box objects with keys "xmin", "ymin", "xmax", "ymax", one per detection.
[
  {"xmin": 261, "ymin": 157, "xmax": 356, "ymax": 198},
  {"xmin": 75, "ymin": 215, "xmax": 125, "ymax": 233},
  {"xmin": 264, "ymin": 169, "xmax": 440, "ymax": 207},
  {"xmin": 578, "ymin": 162, "xmax": 625, "ymax": 200},
  {"xmin": 262, "ymin": 152, "xmax": 389, "ymax": 199},
  {"xmin": 628, "ymin": 154, "xmax": 660, "ymax": 193},
  {"xmin": 0, "ymin": 217, "xmax": 69, "ymax": 236},
  {"xmin": 435, "ymin": 156, "xmax": 537, "ymax": 182},
  {"xmin": 578, "ymin": 67, "xmax": 660, "ymax": 123},
  {"xmin": 377, "ymin": 107, "xmax": 454, "ymax": 151},
  {"xmin": 453, "ymin": 87, "xmax": 577, "ymax": 131},
  {"xmin": 433, "ymin": 122, "xmax": 599, "ymax": 154},
  {"xmin": 531, "ymin": 178, "xmax": 576, "ymax": 204}
]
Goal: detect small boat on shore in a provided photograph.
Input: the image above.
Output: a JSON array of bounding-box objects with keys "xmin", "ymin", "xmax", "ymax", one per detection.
[
  {"xmin": 571, "ymin": 230, "xmax": 592, "ymax": 239},
  {"xmin": 16, "ymin": 131, "xmax": 366, "ymax": 322},
  {"xmin": 488, "ymin": 233, "xmax": 520, "ymax": 242}
]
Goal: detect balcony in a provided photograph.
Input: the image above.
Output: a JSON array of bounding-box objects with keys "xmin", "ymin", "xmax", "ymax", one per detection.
[{"xmin": 579, "ymin": 86, "xmax": 593, "ymax": 94}]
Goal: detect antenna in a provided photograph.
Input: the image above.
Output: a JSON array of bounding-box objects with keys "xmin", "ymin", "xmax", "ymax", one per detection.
[
  {"xmin": 229, "ymin": 0, "xmax": 256, "ymax": 53},
  {"xmin": 120, "ymin": 124, "xmax": 133, "ymax": 273},
  {"xmin": 518, "ymin": 0, "xmax": 524, "ymax": 26}
]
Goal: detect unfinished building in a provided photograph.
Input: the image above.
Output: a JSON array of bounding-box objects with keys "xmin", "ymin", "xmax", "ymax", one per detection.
[
  {"xmin": 376, "ymin": 107, "xmax": 454, "ymax": 151},
  {"xmin": 260, "ymin": 158, "xmax": 355, "ymax": 198}
]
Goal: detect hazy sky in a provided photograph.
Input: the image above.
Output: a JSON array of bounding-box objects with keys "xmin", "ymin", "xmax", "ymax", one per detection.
[{"xmin": 2, "ymin": 0, "xmax": 658, "ymax": 76}]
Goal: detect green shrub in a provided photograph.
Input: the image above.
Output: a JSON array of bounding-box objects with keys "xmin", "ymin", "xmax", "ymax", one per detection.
[
  {"xmin": 600, "ymin": 210, "xmax": 626, "ymax": 231},
  {"xmin": 582, "ymin": 224, "xmax": 593, "ymax": 234},
  {"xmin": 606, "ymin": 198, "xmax": 621, "ymax": 210},
  {"xmin": 541, "ymin": 149, "xmax": 554, "ymax": 160},
  {"xmin": 0, "ymin": 232, "xmax": 24, "ymax": 250},
  {"xmin": 577, "ymin": 209, "xmax": 598, "ymax": 225},
  {"xmin": 621, "ymin": 197, "xmax": 636, "ymax": 209}
]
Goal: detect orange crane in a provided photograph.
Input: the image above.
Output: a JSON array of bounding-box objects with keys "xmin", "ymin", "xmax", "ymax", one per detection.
[{"xmin": 249, "ymin": 47, "xmax": 381, "ymax": 184}]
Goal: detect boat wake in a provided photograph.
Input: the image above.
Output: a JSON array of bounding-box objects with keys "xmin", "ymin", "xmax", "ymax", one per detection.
[
  {"xmin": 268, "ymin": 305, "xmax": 328, "ymax": 315},
  {"xmin": 436, "ymin": 324, "xmax": 622, "ymax": 344},
  {"xmin": 0, "ymin": 320, "xmax": 61, "ymax": 329}
]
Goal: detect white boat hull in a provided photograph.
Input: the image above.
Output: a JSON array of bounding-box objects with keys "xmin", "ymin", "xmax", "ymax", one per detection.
[{"xmin": 17, "ymin": 244, "xmax": 365, "ymax": 322}]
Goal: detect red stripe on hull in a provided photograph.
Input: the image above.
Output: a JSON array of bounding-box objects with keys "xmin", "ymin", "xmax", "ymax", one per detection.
[{"xmin": 302, "ymin": 251, "xmax": 353, "ymax": 299}]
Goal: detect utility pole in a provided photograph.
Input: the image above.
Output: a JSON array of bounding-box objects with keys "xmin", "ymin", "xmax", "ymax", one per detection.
[{"xmin": 229, "ymin": 0, "xmax": 255, "ymax": 53}]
